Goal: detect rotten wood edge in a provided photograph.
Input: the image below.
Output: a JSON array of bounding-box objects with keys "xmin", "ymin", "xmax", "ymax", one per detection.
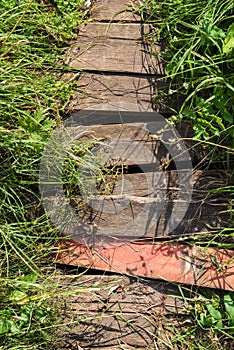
[{"xmin": 56, "ymin": 241, "xmax": 234, "ymax": 291}]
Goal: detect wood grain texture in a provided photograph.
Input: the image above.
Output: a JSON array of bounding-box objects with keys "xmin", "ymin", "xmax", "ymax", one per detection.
[
  {"xmin": 64, "ymin": 121, "xmax": 208, "ymax": 165},
  {"xmin": 59, "ymin": 168, "xmax": 230, "ymax": 239},
  {"xmin": 68, "ymin": 73, "xmax": 178, "ymax": 113},
  {"xmin": 91, "ymin": 0, "xmax": 142, "ymax": 21},
  {"xmin": 78, "ymin": 22, "xmax": 151, "ymax": 39},
  {"xmin": 58, "ymin": 274, "xmax": 183, "ymax": 350},
  {"xmin": 68, "ymin": 73, "xmax": 155, "ymax": 112},
  {"xmin": 66, "ymin": 37, "xmax": 164, "ymax": 74},
  {"xmin": 71, "ymin": 195, "xmax": 229, "ymax": 238}
]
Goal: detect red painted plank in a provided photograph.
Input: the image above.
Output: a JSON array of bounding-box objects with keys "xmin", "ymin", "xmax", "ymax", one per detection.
[{"xmin": 56, "ymin": 241, "xmax": 234, "ymax": 291}]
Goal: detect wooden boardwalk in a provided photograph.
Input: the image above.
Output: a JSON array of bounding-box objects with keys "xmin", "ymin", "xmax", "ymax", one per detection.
[
  {"xmin": 63, "ymin": 0, "xmax": 231, "ymax": 240},
  {"xmin": 57, "ymin": 1, "xmax": 233, "ymax": 349},
  {"xmin": 66, "ymin": 0, "xmax": 165, "ymax": 112}
]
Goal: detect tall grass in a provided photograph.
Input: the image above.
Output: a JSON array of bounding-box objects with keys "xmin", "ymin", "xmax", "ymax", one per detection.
[
  {"xmin": 133, "ymin": 1, "xmax": 234, "ymax": 348},
  {"xmin": 0, "ymin": 0, "xmax": 88, "ymax": 348},
  {"xmin": 136, "ymin": 0, "xmax": 234, "ymax": 149},
  {"xmin": 134, "ymin": 0, "xmax": 234, "ymax": 232}
]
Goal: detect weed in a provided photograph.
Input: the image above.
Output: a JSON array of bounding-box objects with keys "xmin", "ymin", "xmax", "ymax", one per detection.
[
  {"xmin": 133, "ymin": 1, "xmax": 234, "ymax": 348},
  {"xmin": 0, "ymin": 0, "xmax": 88, "ymax": 348},
  {"xmin": 135, "ymin": 0, "xmax": 234, "ymax": 149},
  {"xmin": 154, "ymin": 286, "xmax": 234, "ymax": 350}
]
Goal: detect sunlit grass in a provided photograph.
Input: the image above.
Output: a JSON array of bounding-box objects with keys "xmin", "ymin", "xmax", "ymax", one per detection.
[
  {"xmin": 132, "ymin": 0, "xmax": 234, "ymax": 348},
  {"xmin": 0, "ymin": 0, "xmax": 89, "ymax": 348}
]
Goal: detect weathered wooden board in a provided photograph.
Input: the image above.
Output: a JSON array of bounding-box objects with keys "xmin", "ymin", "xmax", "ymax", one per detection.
[
  {"xmin": 68, "ymin": 73, "xmax": 177, "ymax": 113},
  {"xmin": 66, "ymin": 38, "xmax": 164, "ymax": 75},
  {"xmin": 64, "ymin": 121, "xmax": 208, "ymax": 165},
  {"xmin": 69, "ymin": 73, "xmax": 155, "ymax": 112},
  {"xmin": 43, "ymin": 117, "xmax": 230, "ymax": 240},
  {"xmin": 91, "ymin": 0, "xmax": 142, "ymax": 22},
  {"xmin": 61, "ymin": 169, "xmax": 230, "ymax": 239},
  {"xmin": 59, "ymin": 274, "xmax": 183, "ymax": 349},
  {"xmin": 58, "ymin": 242, "xmax": 234, "ymax": 291},
  {"xmin": 93, "ymin": 170, "xmax": 230, "ymax": 197},
  {"xmin": 74, "ymin": 72, "xmax": 156, "ymax": 97},
  {"xmin": 71, "ymin": 196, "xmax": 229, "ymax": 238},
  {"xmin": 78, "ymin": 22, "xmax": 151, "ymax": 39},
  {"xmin": 65, "ymin": 121, "xmax": 187, "ymax": 143},
  {"xmin": 69, "ymin": 93, "xmax": 154, "ymax": 112}
]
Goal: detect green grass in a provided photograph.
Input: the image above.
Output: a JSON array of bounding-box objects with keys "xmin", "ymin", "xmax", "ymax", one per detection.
[
  {"xmin": 135, "ymin": 0, "xmax": 234, "ymax": 147},
  {"xmin": 0, "ymin": 0, "xmax": 89, "ymax": 348},
  {"xmin": 1, "ymin": 0, "xmax": 234, "ymax": 348},
  {"xmin": 132, "ymin": 0, "xmax": 234, "ymax": 348},
  {"xmin": 133, "ymin": 0, "xmax": 234, "ymax": 242}
]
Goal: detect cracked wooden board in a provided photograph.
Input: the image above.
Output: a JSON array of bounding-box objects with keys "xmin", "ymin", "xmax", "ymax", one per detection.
[
  {"xmin": 68, "ymin": 73, "xmax": 177, "ymax": 113},
  {"xmin": 58, "ymin": 164, "xmax": 230, "ymax": 239},
  {"xmin": 45, "ymin": 120, "xmax": 230, "ymax": 239},
  {"xmin": 91, "ymin": 0, "xmax": 141, "ymax": 22},
  {"xmin": 78, "ymin": 22, "xmax": 151, "ymax": 39},
  {"xmin": 69, "ymin": 73, "xmax": 155, "ymax": 112},
  {"xmin": 66, "ymin": 37, "xmax": 164, "ymax": 75},
  {"xmin": 69, "ymin": 192, "xmax": 229, "ymax": 239},
  {"xmin": 63, "ymin": 121, "xmax": 208, "ymax": 165}
]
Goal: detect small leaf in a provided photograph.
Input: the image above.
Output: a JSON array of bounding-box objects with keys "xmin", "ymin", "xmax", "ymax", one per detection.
[
  {"xmin": 224, "ymin": 294, "xmax": 234, "ymax": 321},
  {"xmin": 206, "ymin": 301, "xmax": 222, "ymax": 320},
  {"xmin": 0, "ymin": 319, "xmax": 11, "ymax": 334},
  {"xmin": 0, "ymin": 318, "xmax": 18, "ymax": 334},
  {"xmin": 200, "ymin": 313, "xmax": 212, "ymax": 326},
  {"xmin": 215, "ymin": 319, "xmax": 223, "ymax": 330},
  {"xmin": 9, "ymin": 290, "xmax": 28, "ymax": 304},
  {"xmin": 223, "ymin": 23, "xmax": 234, "ymax": 55},
  {"xmin": 20, "ymin": 273, "xmax": 38, "ymax": 283}
]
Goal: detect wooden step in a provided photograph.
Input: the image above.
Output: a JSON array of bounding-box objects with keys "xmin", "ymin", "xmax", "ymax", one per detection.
[
  {"xmin": 41, "ymin": 120, "xmax": 230, "ymax": 240},
  {"xmin": 91, "ymin": 0, "xmax": 141, "ymax": 22},
  {"xmin": 68, "ymin": 73, "xmax": 155, "ymax": 112},
  {"xmin": 59, "ymin": 274, "xmax": 183, "ymax": 349},
  {"xmin": 64, "ymin": 121, "xmax": 208, "ymax": 165},
  {"xmin": 69, "ymin": 190, "xmax": 229, "ymax": 239},
  {"xmin": 57, "ymin": 241, "xmax": 234, "ymax": 291},
  {"xmin": 65, "ymin": 37, "xmax": 164, "ymax": 75},
  {"xmin": 78, "ymin": 22, "xmax": 151, "ymax": 39},
  {"xmin": 68, "ymin": 73, "xmax": 179, "ymax": 113}
]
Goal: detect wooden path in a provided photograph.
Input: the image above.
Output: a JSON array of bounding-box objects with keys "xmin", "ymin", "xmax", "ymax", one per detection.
[
  {"xmin": 62, "ymin": 0, "xmax": 231, "ymax": 241},
  {"xmin": 66, "ymin": 0, "xmax": 166, "ymax": 112},
  {"xmin": 56, "ymin": 1, "xmax": 233, "ymax": 349}
]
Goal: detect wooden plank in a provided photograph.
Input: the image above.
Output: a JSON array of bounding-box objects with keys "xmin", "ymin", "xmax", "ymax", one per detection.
[
  {"xmin": 66, "ymin": 121, "xmax": 185, "ymax": 143},
  {"xmin": 69, "ymin": 94, "xmax": 154, "ymax": 112},
  {"xmin": 56, "ymin": 272, "xmax": 184, "ymax": 349},
  {"xmin": 75, "ymin": 73, "xmax": 157, "ymax": 98},
  {"xmin": 64, "ymin": 122, "xmax": 207, "ymax": 165},
  {"xmin": 68, "ymin": 73, "xmax": 174, "ymax": 113},
  {"xmin": 61, "ymin": 169, "xmax": 230, "ymax": 238},
  {"xmin": 57, "ymin": 241, "xmax": 234, "ymax": 291},
  {"xmin": 78, "ymin": 22, "xmax": 151, "ymax": 40},
  {"xmin": 77, "ymin": 314, "xmax": 156, "ymax": 348},
  {"xmin": 69, "ymin": 73, "xmax": 155, "ymax": 112},
  {"xmin": 59, "ymin": 274, "xmax": 183, "ymax": 313},
  {"xmin": 91, "ymin": 0, "xmax": 141, "ymax": 22},
  {"xmin": 66, "ymin": 38, "xmax": 164, "ymax": 75},
  {"xmin": 71, "ymin": 195, "xmax": 229, "ymax": 238},
  {"xmin": 93, "ymin": 170, "xmax": 230, "ymax": 197}
]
